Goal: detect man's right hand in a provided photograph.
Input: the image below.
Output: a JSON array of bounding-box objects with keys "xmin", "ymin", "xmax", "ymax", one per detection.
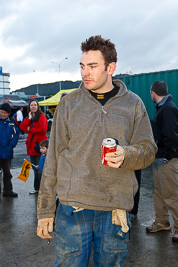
[
  {"xmin": 37, "ymin": 218, "xmax": 54, "ymax": 239},
  {"xmin": 105, "ymin": 145, "xmax": 125, "ymax": 168}
]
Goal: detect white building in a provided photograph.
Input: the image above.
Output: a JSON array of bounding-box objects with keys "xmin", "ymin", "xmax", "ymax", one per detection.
[{"xmin": 0, "ymin": 67, "xmax": 10, "ymax": 95}]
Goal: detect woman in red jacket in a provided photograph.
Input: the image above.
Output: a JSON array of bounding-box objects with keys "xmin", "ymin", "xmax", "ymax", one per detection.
[{"xmin": 20, "ymin": 100, "xmax": 48, "ymax": 194}]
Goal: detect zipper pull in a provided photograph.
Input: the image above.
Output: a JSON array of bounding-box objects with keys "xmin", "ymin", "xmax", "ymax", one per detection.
[{"xmin": 102, "ymin": 106, "xmax": 107, "ymax": 114}]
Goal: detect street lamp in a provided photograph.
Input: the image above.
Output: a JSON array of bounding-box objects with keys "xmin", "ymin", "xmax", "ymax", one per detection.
[
  {"xmin": 51, "ymin": 57, "xmax": 68, "ymax": 91},
  {"xmin": 33, "ymin": 70, "xmax": 39, "ymax": 96}
]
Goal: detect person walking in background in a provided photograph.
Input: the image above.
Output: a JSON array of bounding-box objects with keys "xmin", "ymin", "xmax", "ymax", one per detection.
[
  {"xmin": 16, "ymin": 107, "xmax": 24, "ymax": 137},
  {"xmin": 35, "ymin": 139, "xmax": 49, "ymax": 191},
  {"xmin": 16, "ymin": 107, "xmax": 23, "ymax": 125},
  {"xmin": 20, "ymin": 100, "xmax": 48, "ymax": 194},
  {"xmin": 146, "ymin": 81, "xmax": 178, "ymax": 242},
  {"xmin": 0, "ymin": 103, "xmax": 19, "ymax": 197},
  {"xmin": 36, "ymin": 35, "xmax": 157, "ymax": 266}
]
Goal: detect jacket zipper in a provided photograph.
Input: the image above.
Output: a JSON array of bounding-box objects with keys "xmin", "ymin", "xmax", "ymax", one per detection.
[{"xmin": 101, "ymin": 106, "xmax": 107, "ymax": 120}]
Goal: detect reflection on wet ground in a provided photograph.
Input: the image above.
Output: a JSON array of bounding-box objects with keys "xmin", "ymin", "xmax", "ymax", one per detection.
[{"xmin": 0, "ymin": 139, "xmax": 177, "ymax": 267}]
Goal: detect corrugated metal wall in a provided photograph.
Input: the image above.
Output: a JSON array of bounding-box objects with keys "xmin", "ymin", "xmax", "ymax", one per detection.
[{"xmin": 117, "ymin": 69, "xmax": 178, "ymax": 119}]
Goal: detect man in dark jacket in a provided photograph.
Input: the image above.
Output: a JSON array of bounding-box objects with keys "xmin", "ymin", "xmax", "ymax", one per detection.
[
  {"xmin": 146, "ymin": 81, "xmax": 178, "ymax": 242},
  {"xmin": 0, "ymin": 103, "xmax": 19, "ymax": 197}
]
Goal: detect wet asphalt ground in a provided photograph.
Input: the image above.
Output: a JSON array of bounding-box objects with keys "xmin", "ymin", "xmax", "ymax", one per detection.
[{"xmin": 0, "ymin": 138, "xmax": 178, "ymax": 267}]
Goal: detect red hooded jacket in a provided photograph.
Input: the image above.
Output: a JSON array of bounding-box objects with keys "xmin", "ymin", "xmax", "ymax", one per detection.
[{"xmin": 20, "ymin": 114, "xmax": 48, "ymax": 156}]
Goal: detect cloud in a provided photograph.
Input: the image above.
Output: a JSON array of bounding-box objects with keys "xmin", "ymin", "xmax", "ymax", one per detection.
[{"xmin": 0, "ymin": 0, "xmax": 178, "ymax": 90}]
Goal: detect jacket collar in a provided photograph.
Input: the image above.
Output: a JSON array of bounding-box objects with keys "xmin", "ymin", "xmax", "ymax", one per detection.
[
  {"xmin": 79, "ymin": 79, "xmax": 128, "ymax": 97},
  {"xmin": 0, "ymin": 116, "xmax": 10, "ymax": 121},
  {"xmin": 156, "ymin": 94, "xmax": 172, "ymax": 108}
]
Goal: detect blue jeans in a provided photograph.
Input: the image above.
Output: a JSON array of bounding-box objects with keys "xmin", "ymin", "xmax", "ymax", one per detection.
[{"xmin": 54, "ymin": 202, "xmax": 130, "ymax": 267}]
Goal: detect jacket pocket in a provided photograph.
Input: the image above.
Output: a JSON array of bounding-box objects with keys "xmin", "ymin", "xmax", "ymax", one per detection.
[{"xmin": 5, "ymin": 146, "xmax": 13, "ymax": 159}]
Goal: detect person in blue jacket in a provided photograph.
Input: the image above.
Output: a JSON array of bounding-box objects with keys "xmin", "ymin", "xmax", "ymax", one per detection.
[
  {"xmin": 35, "ymin": 139, "xmax": 49, "ymax": 192},
  {"xmin": 0, "ymin": 103, "xmax": 19, "ymax": 197}
]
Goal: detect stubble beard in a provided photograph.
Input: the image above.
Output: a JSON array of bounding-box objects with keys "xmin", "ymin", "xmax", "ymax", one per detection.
[{"xmin": 84, "ymin": 77, "xmax": 109, "ymax": 93}]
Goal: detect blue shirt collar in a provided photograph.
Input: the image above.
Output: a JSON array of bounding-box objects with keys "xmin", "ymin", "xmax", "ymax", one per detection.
[{"xmin": 157, "ymin": 94, "xmax": 172, "ymax": 107}]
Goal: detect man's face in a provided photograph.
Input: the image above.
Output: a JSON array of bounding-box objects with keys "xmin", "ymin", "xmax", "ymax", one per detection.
[
  {"xmin": 0, "ymin": 110, "xmax": 10, "ymax": 120},
  {"xmin": 80, "ymin": 50, "xmax": 113, "ymax": 94}
]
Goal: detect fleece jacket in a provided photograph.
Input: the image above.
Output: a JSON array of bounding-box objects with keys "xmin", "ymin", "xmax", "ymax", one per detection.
[{"xmin": 37, "ymin": 80, "xmax": 157, "ymax": 219}]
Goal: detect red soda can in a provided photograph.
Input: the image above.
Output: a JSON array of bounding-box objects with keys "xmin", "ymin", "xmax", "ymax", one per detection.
[{"xmin": 101, "ymin": 138, "xmax": 116, "ymax": 165}]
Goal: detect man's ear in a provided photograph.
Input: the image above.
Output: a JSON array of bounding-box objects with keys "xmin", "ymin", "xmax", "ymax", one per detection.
[
  {"xmin": 151, "ymin": 91, "xmax": 156, "ymax": 97},
  {"xmin": 107, "ymin": 62, "xmax": 116, "ymax": 75}
]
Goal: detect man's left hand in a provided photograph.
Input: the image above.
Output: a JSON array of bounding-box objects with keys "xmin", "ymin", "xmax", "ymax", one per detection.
[{"xmin": 105, "ymin": 145, "xmax": 125, "ymax": 168}]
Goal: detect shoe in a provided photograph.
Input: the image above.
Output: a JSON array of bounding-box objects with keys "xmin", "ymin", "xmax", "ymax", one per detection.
[
  {"xmin": 146, "ymin": 222, "xmax": 171, "ymax": 233},
  {"xmin": 172, "ymin": 227, "xmax": 178, "ymax": 242},
  {"xmin": 3, "ymin": 191, "xmax": 18, "ymax": 197},
  {"xmin": 29, "ymin": 189, "xmax": 39, "ymax": 194},
  {"xmin": 130, "ymin": 213, "xmax": 137, "ymax": 221}
]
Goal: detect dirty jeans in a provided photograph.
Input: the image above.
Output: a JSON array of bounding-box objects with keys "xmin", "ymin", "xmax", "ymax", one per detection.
[
  {"xmin": 54, "ymin": 202, "xmax": 130, "ymax": 267},
  {"xmin": 152, "ymin": 158, "xmax": 178, "ymax": 227}
]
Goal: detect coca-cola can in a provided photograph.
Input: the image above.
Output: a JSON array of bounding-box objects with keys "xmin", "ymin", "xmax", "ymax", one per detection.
[{"xmin": 101, "ymin": 138, "xmax": 116, "ymax": 165}]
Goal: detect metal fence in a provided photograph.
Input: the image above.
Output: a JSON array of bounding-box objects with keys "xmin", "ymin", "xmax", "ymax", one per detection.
[{"xmin": 117, "ymin": 69, "xmax": 178, "ymax": 119}]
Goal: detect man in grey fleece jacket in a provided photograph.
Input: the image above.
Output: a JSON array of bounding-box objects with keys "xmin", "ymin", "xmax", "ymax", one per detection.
[{"xmin": 37, "ymin": 36, "xmax": 157, "ymax": 266}]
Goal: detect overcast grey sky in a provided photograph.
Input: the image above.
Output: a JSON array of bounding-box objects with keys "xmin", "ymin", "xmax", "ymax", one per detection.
[{"xmin": 0, "ymin": 0, "xmax": 178, "ymax": 91}]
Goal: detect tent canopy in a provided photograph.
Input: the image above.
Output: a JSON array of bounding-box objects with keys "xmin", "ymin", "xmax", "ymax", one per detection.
[
  {"xmin": 38, "ymin": 88, "xmax": 77, "ymax": 106},
  {"xmin": 0, "ymin": 95, "xmax": 28, "ymax": 107}
]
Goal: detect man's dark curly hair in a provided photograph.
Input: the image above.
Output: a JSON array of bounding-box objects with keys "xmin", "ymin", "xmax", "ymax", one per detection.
[{"xmin": 81, "ymin": 35, "xmax": 117, "ymax": 68}]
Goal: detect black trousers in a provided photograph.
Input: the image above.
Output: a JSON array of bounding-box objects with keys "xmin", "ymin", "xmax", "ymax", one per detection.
[
  {"xmin": 0, "ymin": 159, "xmax": 13, "ymax": 193},
  {"xmin": 30, "ymin": 155, "xmax": 41, "ymax": 190},
  {"xmin": 130, "ymin": 170, "xmax": 142, "ymax": 215}
]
